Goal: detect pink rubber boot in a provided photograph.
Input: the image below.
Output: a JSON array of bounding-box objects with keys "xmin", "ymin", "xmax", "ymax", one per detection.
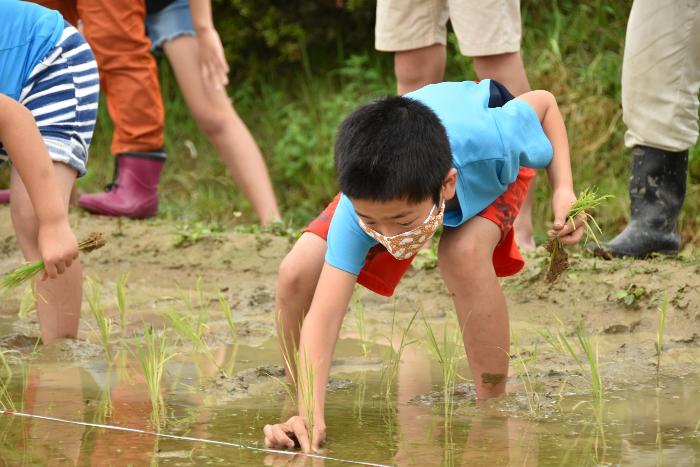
[
  {"xmin": 78, "ymin": 153, "xmax": 165, "ymax": 219},
  {"xmin": 0, "ymin": 190, "xmax": 9, "ymax": 205}
]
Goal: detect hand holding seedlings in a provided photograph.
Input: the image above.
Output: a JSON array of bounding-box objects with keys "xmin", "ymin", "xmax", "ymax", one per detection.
[
  {"xmin": 2, "ymin": 232, "xmax": 107, "ymax": 291},
  {"xmin": 37, "ymin": 219, "xmax": 79, "ymax": 280},
  {"xmin": 263, "ymin": 415, "xmax": 326, "ymax": 453},
  {"xmin": 546, "ymin": 187, "xmax": 611, "ymax": 283}
]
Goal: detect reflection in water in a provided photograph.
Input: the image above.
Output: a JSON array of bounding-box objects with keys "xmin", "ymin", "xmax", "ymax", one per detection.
[{"xmin": 2, "ymin": 335, "xmax": 700, "ymax": 465}]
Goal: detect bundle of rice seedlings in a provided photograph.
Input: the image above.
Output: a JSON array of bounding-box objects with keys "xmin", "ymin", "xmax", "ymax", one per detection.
[
  {"xmin": 1, "ymin": 232, "xmax": 107, "ymax": 291},
  {"xmin": 546, "ymin": 188, "xmax": 611, "ymax": 283}
]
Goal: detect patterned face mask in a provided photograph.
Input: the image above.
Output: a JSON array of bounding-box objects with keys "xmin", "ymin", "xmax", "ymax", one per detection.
[{"xmin": 358, "ymin": 200, "xmax": 445, "ymax": 260}]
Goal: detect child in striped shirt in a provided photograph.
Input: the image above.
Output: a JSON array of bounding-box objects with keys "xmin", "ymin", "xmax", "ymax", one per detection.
[{"xmin": 0, "ymin": 0, "xmax": 99, "ymax": 343}]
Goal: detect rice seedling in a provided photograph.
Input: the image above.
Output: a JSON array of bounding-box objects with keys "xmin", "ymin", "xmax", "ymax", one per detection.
[
  {"xmin": 545, "ymin": 187, "xmax": 612, "ymax": 283},
  {"xmin": 540, "ymin": 315, "xmax": 603, "ymax": 401},
  {"xmin": 1, "ymin": 232, "xmax": 107, "ymax": 292},
  {"xmin": 511, "ymin": 331, "xmax": 542, "ymax": 417},
  {"xmin": 217, "ymin": 292, "xmax": 237, "ymax": 341},
  {"xmin": 296, "ymin": 346, "xmax": 316, "ymax": 450},
  {"xmin": 380, "ymin": 307, "xmax": 418, "ymax": 401},
  {"xmin": 422, "ymin": 313, "xmax": 463, "ymax": 428},
  {"xmin": 0, "ymin": 350, "xmax": 16, "ymax": 412},
  {"xmin": 164, "ymin": 310, "xmax": 226, "ymax": 376},
  {"xmin": 86, "ymin": 277, "xmax": 113, "ymax": 362},
  {"xmin": 115, "ymin": 273, "xmax": 129, "ymax": 337},
  {"xmin": 655, "ymin": 293, "xmax": 668, "ymax": 387},
  {"xmin": 136, "ymin": 325, "xmax": 176, "ymax": 429},
  {"xmin": 352, "ymin": 288, "xmax": 369, "ymax": 357}
]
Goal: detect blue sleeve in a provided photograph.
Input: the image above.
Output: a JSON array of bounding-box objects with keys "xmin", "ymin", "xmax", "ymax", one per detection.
[
  {"xmin": 325, "ymin": 194, "xmax": 377, "ymax": 275},
  {"xmin": 490, "ymin": 98, "xmax": 553, "ymax": 173}
]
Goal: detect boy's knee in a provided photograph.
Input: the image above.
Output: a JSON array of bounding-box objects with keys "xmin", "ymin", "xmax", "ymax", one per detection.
[
  {"xmin": 192, "ymin": 108, "xmax": 227, "ymax": 137},
  {"xmin": 438, "ymin": 236, "xmax": 492, "ymax": 278}
]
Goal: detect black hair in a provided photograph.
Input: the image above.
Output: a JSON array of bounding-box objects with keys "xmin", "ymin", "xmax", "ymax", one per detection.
[{"xmin": 335, "ymin": 95, "xmax": 452, "ymax": 204}]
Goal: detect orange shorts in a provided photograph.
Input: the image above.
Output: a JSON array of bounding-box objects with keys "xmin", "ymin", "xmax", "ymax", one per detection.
[{"xmin": 306, "ymin": 167, "xmax": 535, "ymax": 296}]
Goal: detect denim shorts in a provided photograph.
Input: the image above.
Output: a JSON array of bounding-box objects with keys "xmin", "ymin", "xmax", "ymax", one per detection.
[
  {"xmin": 145, "ymin": 0, "xmax": 196, "ymax": 50},
  {"xmin": 0, "ymin": 24, "xmax": 99, "ymax": 177}
]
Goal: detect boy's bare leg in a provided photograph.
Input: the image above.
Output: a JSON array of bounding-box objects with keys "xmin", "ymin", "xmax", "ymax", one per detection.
[
  {"xmin": 394, "ymin": 44, "xmax": 446, "ymax": 95},
  {"xmin": 438, "ymin": 216, "xmax": 508, "ymax": 399},
  {"xmin": 10, "ymin": 163, "xmax": 82, "ymax": 343},
  {"xmin": 275, "ymin": 233, "xmax": 327, "ymax": 377},
  {"xmin": 163, "ymin": 36, "xmax": 281, "ymax": 225},
  {"xmin": 473, "ymin": 51, "xmax": 536, "ymax": 251}
]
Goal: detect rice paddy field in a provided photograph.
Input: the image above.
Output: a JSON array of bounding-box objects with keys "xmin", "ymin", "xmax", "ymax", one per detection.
[{"xmin": 0, "ymin": 214, "xmax": 699, "ymax": 466}]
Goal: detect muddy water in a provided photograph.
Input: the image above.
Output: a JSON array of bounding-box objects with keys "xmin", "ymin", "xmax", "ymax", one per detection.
[{"xmin": 1, "ymin": 213, "xmax": 700, "ymax": 465}]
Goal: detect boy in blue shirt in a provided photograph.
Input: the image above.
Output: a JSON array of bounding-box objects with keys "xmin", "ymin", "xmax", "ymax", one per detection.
[
  {"xmin": 263, "ymin": 80, "xmax": 585, "ymax": 452},
  {"xmin": 0, "ymin": 0, "xmax": 99, "ymax": 343}
]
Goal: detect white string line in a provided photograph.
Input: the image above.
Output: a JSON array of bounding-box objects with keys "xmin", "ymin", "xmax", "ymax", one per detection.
[{"xmin": 0, "ymin": 410, "xmax": 392, "ymax": 467}]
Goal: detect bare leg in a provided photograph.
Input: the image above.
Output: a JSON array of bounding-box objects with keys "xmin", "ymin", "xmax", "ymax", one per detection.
[
  {"xmin": 163, "ymin": 36, "xmax": 281, "ymax": 225},
  {"xmin": 438, "ymin": 217, "xmax": 508, "ymax": 398},
  {"xmin": 10, "ymin": 163, "xmax": 82, "ymax": 343},
  {"xmin": 473, "ymin": 52, "xmax": 536, "ymax": 251},
  {"xmin": 275, "ymin": 233, "xmax": 327, "ymax": 377},
  {"xmin": 394, "ymin": 43, "xmax": 446, "ymax": 95}
]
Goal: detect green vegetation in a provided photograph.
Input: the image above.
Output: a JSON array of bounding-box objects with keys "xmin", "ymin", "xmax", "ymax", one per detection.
[
  {"xmin": 656, "ymin": 294, "xmax": 668, "ymax": 386},
  {"xmin": 136, "ymin": 326, "xmax": 175, "ymax": 428},
  {"xmin": 85, "ymin": 277, "xmax": 114, "ymax": 362},
  {"xmin": 52, "ymin": 1, "xmax": 700, "ymax": 244}
]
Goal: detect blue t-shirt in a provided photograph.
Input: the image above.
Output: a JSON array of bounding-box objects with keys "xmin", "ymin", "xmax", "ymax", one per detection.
[
  {"xmin": 326, "ymin": 80, "xmax": 553, "ymax": 276},
  {"xmin": 0, "ymin": 0, "xmax": 64, "ymax": 100}
]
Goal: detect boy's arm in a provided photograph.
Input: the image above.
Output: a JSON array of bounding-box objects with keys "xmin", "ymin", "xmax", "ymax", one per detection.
[
  {"xmin": 264, "ymin": 263, "xmax": 356, "ymax": 453},
  {"xmin": 516, "ymin": 90, "xmax": 584, "ymax": 244},
  {"xmin": 0, "ymin": 94, "xmax": 78, "ymax": 278},
  {"xmin": 188, "ymin": 0, "xmax": 229, "ymax": 91}
]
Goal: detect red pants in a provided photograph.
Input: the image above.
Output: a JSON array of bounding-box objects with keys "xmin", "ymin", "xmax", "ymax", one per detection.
[
  {"xmin": 306, "ymin": 167, "xmax": 535, "ymax": 296},
  {"xmin": 34, "ymin": 0, "xmax": 165, "ymax": 155}
]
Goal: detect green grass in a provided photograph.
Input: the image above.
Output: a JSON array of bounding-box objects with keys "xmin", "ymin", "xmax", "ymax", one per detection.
[
  {"xmin": 656, "ymin": 294, "xmax": 668, "ymax": 387},
  {"xmin": 380, "ymin": 307, "xmax": 418, "ymax": 401},
  {"xmin": 115, "ymin": 273, "xmax": 128, "ymax": 337},
  {"xmin": 85, "ymin": 277, "xmax": 113, "ymax": 362}
]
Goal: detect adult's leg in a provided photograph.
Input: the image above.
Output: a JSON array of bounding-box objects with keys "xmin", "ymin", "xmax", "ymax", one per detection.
[
  {"xmin": 275, "ymin": 233, "xmax": 327, "ymax": 377},
  {"xmin": 10, "ymin": 163, "xmax": 81, "ymax": 343},
  {"xmin": 77, "ymin": 0, "xmax": 167, "ymax": 218},
  {"xmin": 438, "ymin": 216, "xmax": 508, "ymax": 399},
  {"xmin": 394, "ymin": 44, "xmax": 447, "ymax": 95},
  {"xmin": 162, "ymin": 36, "xmax": 281, "ymax": 224},
  {"xmin": 601, "ymin": 0, "xmax": 699, "ymax": 258}
]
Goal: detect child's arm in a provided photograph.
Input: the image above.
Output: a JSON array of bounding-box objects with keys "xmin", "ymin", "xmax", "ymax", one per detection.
[
  {"xmin": 516, "ymin": 90, "xmax": 584, "ymax": 244},
  {"xmin": 188, "ymin": 0, "xmax": 229, "ymax": 91},
  {"xmin": 264, "ymin": 263, "xmax": 356, "ymax": 453},
  {"xmin": 0, "ymin": 94, "xmax": 78, "ymax": 278}
]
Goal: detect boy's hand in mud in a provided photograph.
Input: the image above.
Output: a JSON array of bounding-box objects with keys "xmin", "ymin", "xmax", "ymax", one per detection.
[
  {"xmin": 549, "ymin": 188, "xmax": 585, "ymax": 244},
  {"xmin": 37, "ymin": 219, "xmax": 79, "ymax": 280},
  {"xmin": 263, "ymin": 416, "xmax": 326, "ymax": 453}
]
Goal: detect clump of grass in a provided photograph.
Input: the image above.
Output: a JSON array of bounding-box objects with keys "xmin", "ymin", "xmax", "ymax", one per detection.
[
  {"xmin": 546, "ymin": 187, "xmax": 611, "ymax": 283},
  {"xmin": 655, "ymin": 294, "xmax": 668, "ymax": 387},
  {"xmin": 136, "ymin": 326, "xmax": 175, "ymax": 429},
  {"xmin": 0, "ymin": 350, "xmax": 17, "ymax": 411},
  {"xmin": 115, "ymin": 273, "xmax": 129, "ymax": 337},
  {"xmin": 380, "ymin": 307, "xmax": 418, "ymax": 400},
  {"xmin": 1, "ymin": 232, "xmax": 106, "ymax": 292},
  {"xmin": 423, "ymin": 313, "xmax": 463, "ymax": 428},
  {"xmin": 296, "ymin": 347, "xmax": 316, "ymax": 450},
  {"xmin": 17, "ymin": 285, "xmax": 35, "ymax": 319},
  {"xmin": 86, "ymin": 277, "xmax": 113, "ymax": 362}
]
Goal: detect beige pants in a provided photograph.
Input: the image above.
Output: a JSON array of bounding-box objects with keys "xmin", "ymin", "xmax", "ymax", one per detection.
[
  {"xmin": 622, "ymin": 0, "xmax": 700, "ymax": 151},
  {"xmin": 375, "ymin": 0, "xmax": 522, "ymax": 56}
]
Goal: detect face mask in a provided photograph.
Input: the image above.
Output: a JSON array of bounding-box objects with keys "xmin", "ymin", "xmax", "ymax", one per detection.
[{"xmin": 358, "ymin": 200, "xmax": 445, "ymax": 260}]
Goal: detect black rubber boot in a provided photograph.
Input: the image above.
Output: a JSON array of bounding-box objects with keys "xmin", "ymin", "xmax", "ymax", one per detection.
[{"xmin": 594, "ymin": 145, "xmax": 688, "ymax": 258}]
